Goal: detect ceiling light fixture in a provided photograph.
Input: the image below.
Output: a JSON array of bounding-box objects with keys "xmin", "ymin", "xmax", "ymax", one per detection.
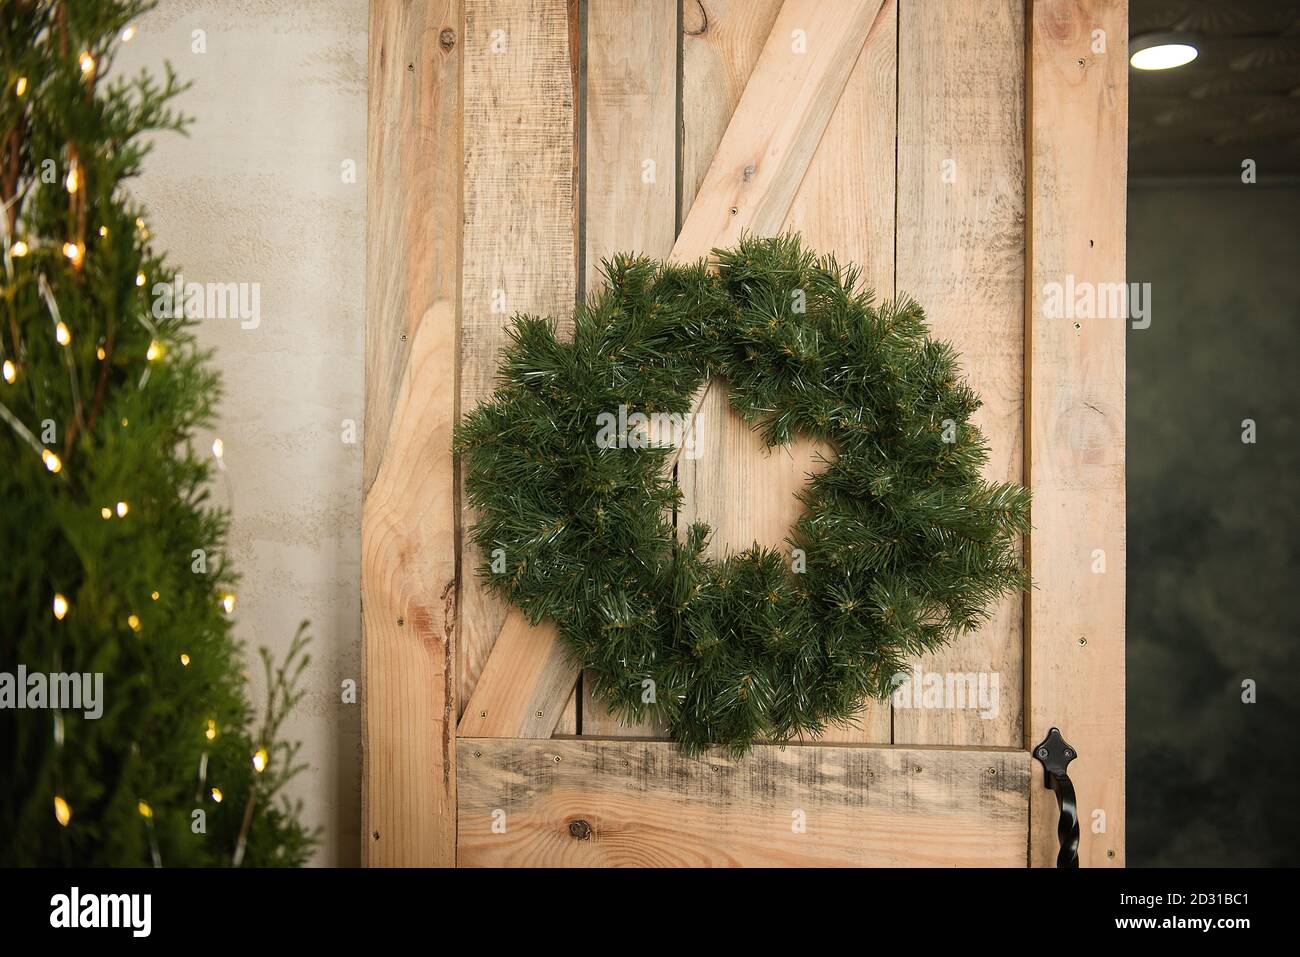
[{"xmin": 1130, "ymin": 32, "xmax": 1199, "ymax": 71}]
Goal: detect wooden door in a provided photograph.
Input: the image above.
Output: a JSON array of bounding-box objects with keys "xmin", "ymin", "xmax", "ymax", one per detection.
[{"xmin": 363, "ymin": 0, "xmax": 1127, "ymax": 867}]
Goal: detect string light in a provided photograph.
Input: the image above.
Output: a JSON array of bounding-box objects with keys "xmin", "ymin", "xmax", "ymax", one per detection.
[
  {"xmin": 220, "ymin": 593, "xmax": 236, "ymax": 615},
  {"xmin": 65, "ymin": 167, "xmax": 79, "ymax": 194},
  {"xmin": 3, "ymin": 360, "xmax": 15, "ymax": 384},
  {"xmin": 100, "ymin": 507, "xmax": 111, "ymax": 519},
  {"xmin": 15, "ymin": 76, "xmax": 27, "ymax": 96},
  {"xmin": 252, "ymin": 747, "xmax": 268, "ymax": 773},
  {"xmin": 115, "ymin": 501, "xmax": 128, "ymax": 517},
  {"xmin": 52, "ymin": 593, "xmax": 69, "ymax": 620},
  {"xmin": 63, "ymin": 242, "xmax": 83, "ymax": 265},
  {"xmin": 79, "ymin": 52, "xmax": 95, "ymax": 75},
  {"xmin": 180, "ymin": 653, "xmax": 190, "ymax": 666},
  {"xmin": 151, "ymin": 590, "xmax": 160, "ymax": 601},
  {"xmin": 137, "ymin": 800, "xmax": 152, "ymax": 819},
  {"xmin": 54, "ymin": 795, "xmax": 71, "ymax": 826},
  {"xmin": 146, "ymin": 340, "xmax": 162, "ymax": 361},
  {"xmin": 42, "ymin": 449, "xmax": 62, "ymax": 473},
  {"xmin": 55, "ymin": 321, "xmax": 71, "ymax": 346},
  {"xmin": 96, "ymin": 345, "xmax": 106, "ymax": 360},
  {"xmin": 210, "ymin": 787, "xmax": 223, "ymax": 803},
  {"xmin": 121, "ymin": 25, "xmax": 137, "ymax": 43},
  {"xmin": 135, "ymin": 272, "xmax": 146, "ymax": 287},
  {"xmin": 212, "ymin": 438, "xmax": 224, "ymax": 459},
  {"xmin": 205, "ymin": 719, "xmax": 217, "ymax": 741},
  {"xmin": 98, "ymin": 225, "xmax": 108, "ymax": 237},
  {"xmin": 126, "ymin": 613, "xmax": 141, "ymax": 632},
  {"xmin": 10, "ymin": 240, "xmax": 27, "ymax": 257}
]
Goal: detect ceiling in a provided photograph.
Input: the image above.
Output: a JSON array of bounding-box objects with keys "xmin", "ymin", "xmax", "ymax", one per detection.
[{"xmin": 1129, "ymin": 0, "xmax": 1300, "ymax": 177}]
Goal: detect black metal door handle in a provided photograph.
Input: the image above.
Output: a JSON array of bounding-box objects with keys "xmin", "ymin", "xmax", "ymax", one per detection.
[{"xmin": 1033, "ymin": 727, "xmax": 1080, "ymax": 868}]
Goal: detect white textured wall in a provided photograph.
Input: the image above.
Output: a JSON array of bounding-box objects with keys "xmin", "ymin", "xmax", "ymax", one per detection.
[{"xmin": 118, "ymin": 0, "xmax": 366, "ymax": 866}]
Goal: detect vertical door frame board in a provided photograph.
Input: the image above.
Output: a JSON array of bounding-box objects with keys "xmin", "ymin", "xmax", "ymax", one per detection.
[
  {"xmin": 362, "ymin": 0, "xmax": 462, "ymax": 867},
  {"xmin": 1025, "ymin": 0, "xmax": 1127, "ymax": 867}
]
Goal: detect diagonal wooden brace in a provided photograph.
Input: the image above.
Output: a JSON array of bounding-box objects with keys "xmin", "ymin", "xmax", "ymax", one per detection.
[{"xmin": 457, "ymin": 0, "xmax": 886, "ymax": 738}]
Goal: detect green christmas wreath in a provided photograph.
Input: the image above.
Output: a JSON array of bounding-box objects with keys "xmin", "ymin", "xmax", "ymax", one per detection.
[{"xmin": 455, "ymin": 235, "xmax": 1030, "ymax": 754}]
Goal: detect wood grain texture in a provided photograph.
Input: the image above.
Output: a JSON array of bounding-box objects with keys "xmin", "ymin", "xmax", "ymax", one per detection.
[
  {"xmin": 679, "ymin": 0, "xmax": 897, "ymax": 745},
  {"xmin": 458, "ymin": 737, "xmax": 1029, "ymax": 866},
  {"xmin": 467, "ymin": 0, "xmax": 879, "ymax": 738},
  {"xmin": 458, "ymin": 614, "xmax": 576, "ymax": 737},
  {"xmin": 679, "ymin": 0, "xmax": 785, "ymax": 222},
  {"xmin": 892, "ymin": 0, "xmax": 1026, "ymax": 749},
  {"xmin": 362, "ymin": 0, "xmax": 460, "ymax": 867},
  {"xmin": 1026, "ymin": 0, "xmax": 1127, "ymax": 868},
  {"xmin": 579, "ymin": 0, "xmax": 678, "ymax": 735},
  {"xmin": 673, "ymin": 0, "xmax": 883, "ymax": 258},
  {"xmin": 460, "ymin": 0, "xmax": 580, "ymax": 734}
]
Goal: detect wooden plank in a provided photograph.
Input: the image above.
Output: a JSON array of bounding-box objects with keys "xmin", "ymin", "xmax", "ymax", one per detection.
[
  {"xmin": 1026, "ymin": 0, "xmax": 1127, "ymax": 868},
  {"xmin": 457, "ymin": 616, "xmax": 575, "ymax": 737},
  {"xmin": 458, "ymin": 738, "xmax": 1029, "ymax": 866},
  {"xmin": 362, "ymin": 0, "xmax": 460, "ymax": 867},
  {"xmin": 672, "ymin": 0, "xmax": 884, "ymax": 258},
  {"xmin": 679, "ymin": 0, "xmax": 784, "ymax": 224},
  {"xmin": 892, "ymin": 0, "xmax": 1026, "ymax": 750},
  {"xmin": 579, "ymin": 0, "xmax": 678, "ymax": 735},
  {"xmin": 678, "ymin": 0, "xmax": 897, "ymax": 745},
  {"xmin": 461, "ymin": 0, "xmax": 881, "ymax": 738},
  {"xmin": 459, "ymin": 0, "xmax": 581, "ymax": 734}
]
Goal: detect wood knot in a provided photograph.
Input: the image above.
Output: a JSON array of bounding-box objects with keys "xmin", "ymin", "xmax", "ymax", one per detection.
[
  {"xmin": 440, "ymin": 28, "xmax": 456, "ymax": 50},
  {"xmin": 567, "ymin": 819, "xmax": 592, "ymax": 840}
]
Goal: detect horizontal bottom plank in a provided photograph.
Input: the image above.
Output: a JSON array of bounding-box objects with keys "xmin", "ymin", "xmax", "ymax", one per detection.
[{"xmin": 457, "ymin": 737, "xmax": 1029, "ymax": 867}]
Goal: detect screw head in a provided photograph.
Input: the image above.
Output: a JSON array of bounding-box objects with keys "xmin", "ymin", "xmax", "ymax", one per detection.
[{"xmin": 1036, "ymin": 747, "xmax": 1050, "ymax": 759}]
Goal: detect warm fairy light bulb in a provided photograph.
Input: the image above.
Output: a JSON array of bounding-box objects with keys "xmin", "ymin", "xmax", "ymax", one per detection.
[
  {"xmin": 116, "ymin": 501, "xmax": 128, "ymax": 517},
  {"xmin": 54, "ymin": 795, "xmax": 71, "ymax": 826},
  {"xmin": 99, "ymin": 225, "xmax": 108, "ymax": 237},
  {"xmin": 210, "ymin": 787, "xmax": 223, "ymax": 803},
  {"xmin": 101, "ymin": 506, "xmax": 111, "ymax": 519},
  {"xmin": 96, "ymin": 345, "xmax": 106, "ymax": 360},
  {"xmin": 55, "ymin": 321, "xmax": 71, "ymax": 346},
  {"xmin": 220, "ymin": 593, "xmax": 237, "ymax": 615},
  {"xmin": 180, "ymin": 653, "xmax": 190, "ymax": 666},
  {"xmin": 42, "ymin": 449, "xmax": 62, "ymax": 473},
  {"xmin": 79, "ymin": 52, "xmax": 96, "ymax": 75},
  {"xmin": 121, "ymin": 25, "xmax": 137, "ymax": 43},
  {"xmin": 135, "ymin": 272, "xmax": 146, "ymax": 287},
  {"xmin": 146, "ymin": 340, "xmax": 162, "ymax": 361},
  {"xmin": 137, "ymin": 800, "xmax": 152, "ymax": 819},
  {"xmin": 211, "ymin": 437, "xmax": 224, "ymax": 459},
  {"xmin": 126, "ymin": 613, "xmax": 141, "ymax": 632},
  {"xmin": 252, "ymin": 748, "xmax": 269, "ymax": 773},
  {"xmin": 10, "ymin": 240, "xmax": 27, "ymax": 257},
  {"xmin": 63, "ymin": 242, "xmax": 83, "ymax": 265},
  {"xmin": 2, "ymin": 360, "xmax": 15, "ymax": 384},
  {"xmin": 151, "ymin": 590, "xmax": 160, "ymax": 601},
  {"xmin": 65, "ymin": 168, "xmax": 79, "ymax": 194},
  {"xmin": 15, "ymin": 77, "xmax": 27, "ymax": 96},
  {"xmin": 52, "ymin": 593, "xmax": 69, "ymax": 620},
  {"xmin": 205, "ymin": 719, "xmax": 217, "ymax": 741}
]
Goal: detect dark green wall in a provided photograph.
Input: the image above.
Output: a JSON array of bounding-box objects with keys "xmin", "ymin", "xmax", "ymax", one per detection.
[{"xmin": 1127, "ymin": 183, "xmax": 1300, "ymax": 866}]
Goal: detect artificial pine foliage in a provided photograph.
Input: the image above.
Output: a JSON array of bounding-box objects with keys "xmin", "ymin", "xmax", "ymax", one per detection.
[
  {"xmin": 0, "ymin": 0, "xmax": 315, "ymax": 865},
  {"xmin": 457, "ymin": 234, "xmax": 1031, "ymax": 755}
]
